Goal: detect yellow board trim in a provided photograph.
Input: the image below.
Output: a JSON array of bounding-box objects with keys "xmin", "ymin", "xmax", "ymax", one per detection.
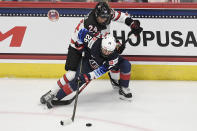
[{"xmin": 1, "ymin": 63, "xmax": 197, "ymax": 80}]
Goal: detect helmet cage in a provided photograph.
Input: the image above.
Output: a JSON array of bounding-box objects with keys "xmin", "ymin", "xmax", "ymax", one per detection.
[{"xmin": 95, "ymin": 2, "xmax": 111, "ymax": 25}]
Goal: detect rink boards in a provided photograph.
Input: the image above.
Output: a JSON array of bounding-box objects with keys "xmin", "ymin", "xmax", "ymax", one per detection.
[{"xmin": 0, "ymin": 2, "xmax": 197, "ymax": 80}]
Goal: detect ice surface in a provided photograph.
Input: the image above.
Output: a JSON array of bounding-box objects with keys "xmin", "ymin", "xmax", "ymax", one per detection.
[{"xmin": 0, "ymin": 78, "xmax": 197, "ymax": 131}]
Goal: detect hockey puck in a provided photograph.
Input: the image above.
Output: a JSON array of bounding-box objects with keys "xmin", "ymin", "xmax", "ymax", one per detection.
[
  {"xmin": 60, "ymin": 120, "xmax": 64, "ymax": 126},
  {"xmin": 86, "ymin": 123, "xmax": 92, "ymax": 127}
]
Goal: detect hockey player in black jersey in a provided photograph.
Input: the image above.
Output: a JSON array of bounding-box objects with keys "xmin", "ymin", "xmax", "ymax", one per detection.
[{"xmin": 40, "ymin": 28, "xmax": 132, "ymax": 109}]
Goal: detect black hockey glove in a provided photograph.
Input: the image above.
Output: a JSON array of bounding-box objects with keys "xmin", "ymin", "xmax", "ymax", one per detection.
[
  {"xmin": 77, "ymin": 73, "xmax": 91, "ymax": 85},
  {"xmin": 130, "ymin": 20, "xmax": 143, "ymax": 36}
]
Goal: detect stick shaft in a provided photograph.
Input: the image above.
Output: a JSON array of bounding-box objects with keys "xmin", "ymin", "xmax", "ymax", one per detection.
[{"xmin": 71, "ymin": 52, "xmax": 84, "ymax": 122}]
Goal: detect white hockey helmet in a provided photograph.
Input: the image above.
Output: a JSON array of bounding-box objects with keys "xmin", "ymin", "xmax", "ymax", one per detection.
[{"xmin": 101, "ymin": 35, "xmax": 116, "ymax": 57}]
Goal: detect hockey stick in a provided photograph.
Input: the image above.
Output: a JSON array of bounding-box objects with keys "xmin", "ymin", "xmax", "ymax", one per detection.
[
  {"xmin": 108, "ymin": 72, "xmax": 120, "ymax": 87},
  {"xmin": 51, "ymin": 82, "xmax": 88, "ymax": 106},
  {"xmin": 125, "ymin": 30, "xmax": 137, "ymax": 43},
  {"xmin": 60, "ymin": 52, "xmax": 85, "ymax": 126},
  {"xmin": 71, "ymin": 52, "xmax": 85, "ymax": 122}
]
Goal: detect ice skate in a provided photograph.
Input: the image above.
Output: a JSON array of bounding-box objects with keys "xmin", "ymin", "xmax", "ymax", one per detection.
[
  {"xmin": 40, "ymin": 90, "xmax": 55, "ymax": 104},
  {"xmin": 119, "ymin": 87, "xmax": 132, "ymax": 101},
  {"xmin": 46, "ymin": 97, "xmax": 55, "ymax": 109}
]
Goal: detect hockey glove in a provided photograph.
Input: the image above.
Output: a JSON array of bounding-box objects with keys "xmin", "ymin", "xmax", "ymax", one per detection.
[
  {"xmin": 78, "ymin": 28, "xmax": 89, "ymax": 44},
  {"xmin": 130, "ymin": 20, "xmax": 143, "ymax": 36},
  {"xmin": 78, "ymin": 73, "xmax": 91, "ymax": 85}
]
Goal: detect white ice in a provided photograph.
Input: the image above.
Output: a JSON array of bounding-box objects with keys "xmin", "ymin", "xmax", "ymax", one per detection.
[{"xmin": 0, "ymin": 78, "xmax": 197, "ymax": 131}]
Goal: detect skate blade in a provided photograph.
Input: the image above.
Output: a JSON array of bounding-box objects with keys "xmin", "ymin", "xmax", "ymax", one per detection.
[{"xmin": 119, "ymin": 96, "xmax": 132, "ymax": 102}]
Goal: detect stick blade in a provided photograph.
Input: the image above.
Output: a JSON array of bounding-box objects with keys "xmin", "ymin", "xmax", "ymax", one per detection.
[{"xmin": 60, "ymin": 119, "xmax": 72, "ymax": 126}]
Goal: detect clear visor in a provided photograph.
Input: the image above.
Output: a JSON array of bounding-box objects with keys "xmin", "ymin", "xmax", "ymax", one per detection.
[{"xmin": 101, "ymin": 48, "xmax": 113, "ymax": 56}]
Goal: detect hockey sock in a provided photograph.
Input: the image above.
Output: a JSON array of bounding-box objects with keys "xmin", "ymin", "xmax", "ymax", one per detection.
[{"xmin": 109, "ymin": 69, "xmax": 120, "ymax": 81}]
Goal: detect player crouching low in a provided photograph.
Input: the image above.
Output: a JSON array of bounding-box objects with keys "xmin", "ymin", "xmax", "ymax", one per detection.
[{"xmin": 40, "ymin": 29, "xmax": 132, "ymax": 109}]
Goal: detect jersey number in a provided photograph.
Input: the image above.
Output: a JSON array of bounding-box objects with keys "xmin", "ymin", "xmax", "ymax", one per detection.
[
  {"xmin": 84, "ymin": 34, "xmax": 93, "ymax": 43},
  {"xmin": 89, "ymin": 25, "xmax": 98, "ymax": 33}
]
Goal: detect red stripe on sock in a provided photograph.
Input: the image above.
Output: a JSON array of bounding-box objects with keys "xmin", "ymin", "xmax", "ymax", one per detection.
[
  {"xmin": 62, "ymin": 84, "xmax": 73, "ymax": 95},
  {"xmin": 63, "ymin": 74, "xmax": 69, "ymax": 83},
  {"xmin": 120, "ymin": 73, "xmax": 130, "ymax": 80},
  {"xmin": 111, "ymin": 70, "xmax": 120, "ymax": 73},
  {"xmin": 57, "ymin": 80, "xmax": 63, "ymax": 88}
]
